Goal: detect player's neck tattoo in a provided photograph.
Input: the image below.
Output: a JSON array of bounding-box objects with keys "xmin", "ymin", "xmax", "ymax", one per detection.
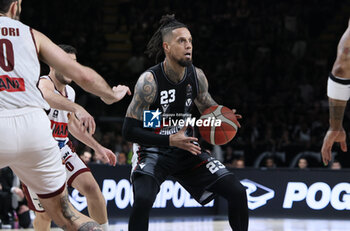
[{"xmin": 164, "ymin": 60, "xmax": 185, "ymax": 83}]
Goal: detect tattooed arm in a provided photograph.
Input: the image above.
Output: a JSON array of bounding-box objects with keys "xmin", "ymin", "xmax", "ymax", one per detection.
[
  {"xmin": 194, "ymin": 68, "xmax": 218, "ymax": 114},
  {"xmin": 125, "ymin": 72, "xmax": 157, "ymax": 119},
  {"xmin": 328, "ymin": 98, "xmax": 347, "ymax": 131},
  {"xmin": 123, "ymin": 72, "xmax": 201, "ymax": 154},
  {"xmin": 321, "ymin": 98, "xmax": 348, "ymax": 165}
]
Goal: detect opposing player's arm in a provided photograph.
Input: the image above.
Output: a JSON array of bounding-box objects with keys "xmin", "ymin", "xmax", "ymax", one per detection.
[
  {"xmin": 123, "ymin": 72, "xmax": 201, "ymax": 154},
  {"xmin": 194, "ymin": 68, "xmax": 218, "ymax": 114},
  {"xmin": 39, "ymin": 78, "xmax": 83, "ymax": 115},
  {"xmin": 68, "ymin": 114, "xmax": 116, "ymax": 166},
  {"xmin": 38, "ymin": 78, "xmax": 96, "ymax": 134},
  {"xmin": 32, "ymin": 29, "xmax": 130, "ymax": 105}
]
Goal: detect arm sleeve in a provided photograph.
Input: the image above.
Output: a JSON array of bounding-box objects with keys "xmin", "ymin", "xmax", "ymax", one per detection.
[{"xmin": 122, "ymin": 117, "xmax": 169, "ymax": 147}]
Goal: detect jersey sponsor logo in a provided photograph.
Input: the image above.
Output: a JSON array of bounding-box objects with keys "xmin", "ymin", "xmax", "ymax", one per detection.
[
  {"xmin": 51, "ymin": 120, "xmax": 68, "ymax": 138},
  {"xmin": 52, "ymin": 110, "xmax": 59, "ymax": 118},
  {"xmin": 0, "ymin": 75, "xmax": 25, "ymax": 92},
  {"xmin": 139, "ymin": 163, "xmax": 146, "ymax": 169},
  {"xmin": 240, "ymin": 179, "xmax": 275, "ymax": 210},
  {"xmin": 283, "ymin": 182, "xmax": 350, "ymax": 210},
  {"xmin": 143, "ymin": 109, "xmax": 161, "ymax": 128}
]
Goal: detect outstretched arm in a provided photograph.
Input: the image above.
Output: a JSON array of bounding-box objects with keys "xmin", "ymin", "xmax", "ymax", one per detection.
[
  {"xmin": 123, "ymin": 72, "xmax": 201, "ymax": 155},
  {"xmin": 38, "ymin": 78, "xmax": 96, "ymax": 134},
  {"xmin": 68, "ymin": 114, "xmax": 116, "ymax": 166},
  {"xmin": 33, "ymin": 29, "xmax": 131, "ymax": 105},
  {"xmin": 194, "ymin": 68, "xmax": 218, "ymax": 114}
]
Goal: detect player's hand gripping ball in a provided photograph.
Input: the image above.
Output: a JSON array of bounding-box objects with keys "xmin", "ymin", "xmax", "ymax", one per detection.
[{"xmin": 198, "ymin": 105, "xmax": 240, "ymax": 145}]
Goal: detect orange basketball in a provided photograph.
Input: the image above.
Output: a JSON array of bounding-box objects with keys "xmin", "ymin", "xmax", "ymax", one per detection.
[{"xmin": 198, "ymin": 105, "xmax": 239, "ymax": 145}]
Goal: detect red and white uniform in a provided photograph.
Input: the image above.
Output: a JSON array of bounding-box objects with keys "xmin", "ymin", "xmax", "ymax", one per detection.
[
  {"xmin": 0, "ymin": 17, "xmax": 66, "ymax": 198},
  {"xmin": 41, "ymin": 75, "xmax": 75, "ymax": 148},
  {"xmin": 24, "ymin": 76, "xmax": 90, "ymax": 212}
]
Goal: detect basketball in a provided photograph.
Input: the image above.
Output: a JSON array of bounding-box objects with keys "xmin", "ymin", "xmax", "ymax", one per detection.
[{"xmin": 198, "ymin": 105, "xmax": 239, "ymax": 145}]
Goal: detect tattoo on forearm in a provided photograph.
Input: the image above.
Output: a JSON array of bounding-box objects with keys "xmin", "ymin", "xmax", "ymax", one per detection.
[
  {"xmin": 329, "ymin": 99, "xmax": 347, "ymax": 130},
  {"xmin": 195, "ymin": 68, "xmax": 217, "ymax": 113},
  {"xmin": 78, "ymin": 221, "xmax": 102, "ymax": 231},
  {"xmin": 60, "ymin": 192, "xmax": 79, "ymax": 223},
  {"xmin": 126, "ymin": 73, "xmax": 156, "ymax": 120}
]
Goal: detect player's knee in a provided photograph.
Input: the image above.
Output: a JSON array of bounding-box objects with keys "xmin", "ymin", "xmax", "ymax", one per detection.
[
  {"xmin": 33, "ymin": 212, "xmax": 51, "ymax": 228},
  {"xmin": 219, "ymin": 175, "xmax": 247, "ymax": 201},
  {"xmin": 79, "ymin": 182, "xmax": 101, "ymax": 197},
  {"xmin": 133, "ymin": 191, "xmax": 155, "ymax": 209}
]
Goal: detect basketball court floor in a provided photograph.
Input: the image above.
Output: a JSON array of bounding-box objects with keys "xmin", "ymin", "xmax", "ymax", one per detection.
[{"xmin": 2, "ymin": 217, "xmax": 350, "ymax": 231}]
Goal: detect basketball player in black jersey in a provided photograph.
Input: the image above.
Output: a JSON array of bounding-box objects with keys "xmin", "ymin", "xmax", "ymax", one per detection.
[{"xmin": 123, "ymin": 15, "xmax": 248, "ymax": 231}]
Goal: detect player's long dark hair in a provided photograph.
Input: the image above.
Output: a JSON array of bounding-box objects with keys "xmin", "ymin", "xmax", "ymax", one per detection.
[
  {"xmin": 0, "ymin": 0, "xmax": 16, "ymax": 14},
  {"xmin": 145, "ymin": 14, "xmax": 187, "ymax": 63}
]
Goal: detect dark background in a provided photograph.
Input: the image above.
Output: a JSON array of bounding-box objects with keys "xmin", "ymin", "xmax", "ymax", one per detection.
[{"xmin": 19, "ymin": 0, "xmax": 350, "ymax": 168}]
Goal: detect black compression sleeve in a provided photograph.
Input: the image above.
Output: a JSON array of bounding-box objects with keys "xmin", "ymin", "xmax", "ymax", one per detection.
[{"xmin": 122, "ymin": 117, "xmax": 170, "ymax": 146}]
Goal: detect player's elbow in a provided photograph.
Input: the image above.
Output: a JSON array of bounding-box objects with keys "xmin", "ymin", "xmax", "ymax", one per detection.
[{"xmin": 73, "ymin": 66, "xmax": 95, "ymax": 87}]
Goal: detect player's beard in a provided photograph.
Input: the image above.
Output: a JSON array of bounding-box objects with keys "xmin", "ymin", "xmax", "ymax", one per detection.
[
  {"xmin": 177, "ymin": 58, "xmax": 192, "ymax": 67},
  {"xmin": 55, "ymin": 72, "xmax": 71, "ymax": 85}
]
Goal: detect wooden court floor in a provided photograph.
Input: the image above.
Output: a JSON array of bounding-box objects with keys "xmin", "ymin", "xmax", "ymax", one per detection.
[{"xmin": 1, "ymin": 217, "xmax": 350, "ymax": 231}]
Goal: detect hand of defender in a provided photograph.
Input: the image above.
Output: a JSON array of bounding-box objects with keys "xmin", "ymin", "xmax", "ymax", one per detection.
[
  {"xmin": 74, "ymin": 107, "xmax": 96, "ymax": 135},
  {"xmin": 321, "ymin": 128, "xmax": 347, "ymax": 166},
  {"xmin": 94, "ymin": 146, "xmax": 117, "ymax": 166},
  {"xmin": 170, "ymin": 126, "xmax": 201, "ymax": 155},
  {"xmin": 101, "ymin": 85, "xmax": 132, "ymax": 105}
]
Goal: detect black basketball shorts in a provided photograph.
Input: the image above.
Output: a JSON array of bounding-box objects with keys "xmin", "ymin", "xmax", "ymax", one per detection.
[{"xmin": 131, "ymin": 144, "xmax": 233, "ymax": 205}]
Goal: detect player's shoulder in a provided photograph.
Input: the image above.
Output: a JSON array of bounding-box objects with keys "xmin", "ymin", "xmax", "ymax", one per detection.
[
  {"xmin": 193, "ymin": 66, "xmax": 206, "ymax": 82},
  {"xmin": 66, "ymin": 85, "xmax": 75, "ymax": 97},
  {"xmin": 138, "ymin": 70, "xmax": 156, "ymax": 85},
  {"xmin": 38, "ymin": 75, "xmax": 54, "ymax": 87},
  {"xmin": 39, "ymin": 75, "xmax": 51, "ymax": 81}
]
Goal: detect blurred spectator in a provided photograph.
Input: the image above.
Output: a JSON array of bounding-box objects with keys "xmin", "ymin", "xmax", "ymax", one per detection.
[
  {"xmin": 232, "ymin": 157, "xmax": 245, "ymax": 169},
  {"xmin": 330, "ymin": 160, "xmax": 342, "ymax": 170},
  {"xmin": 117, "ymin": 153, "xmax": 128, "ymax": 165},
  {"xmin": 223, "ymin": 146, "xmax": 234, "ymax": 166},
  {"xmin": 264, "ymin": 157, "xmax": 277, "ymax": 168},
  {"xmin": 0, "ymin": 168, "xmax": 31, "ymax": 229},
  {"xmin": 298, "ymin": 157, "xmax": 308, "ymax": 169},
  {"xmin": 80, "ymin": 151, "xmax": 92, "ymax": 164}
]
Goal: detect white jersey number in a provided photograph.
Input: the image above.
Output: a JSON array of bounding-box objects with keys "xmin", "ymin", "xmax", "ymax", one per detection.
[
  {"xmin": 206, "ymin": 160, "xmax": 225, "ymax": 174},
  {"xmin": 160, "ymin": 89, "xmax": 176, "ymax": 104},
  {"xmin": 0, "ymin": 39, "xmax": 14, "ymax": 72}
]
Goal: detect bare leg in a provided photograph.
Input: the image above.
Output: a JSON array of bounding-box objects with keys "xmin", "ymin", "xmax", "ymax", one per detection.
[
  {"xmin": 72, "ymin": 172, "xmax": 108, "ymax": 225},
  {"xmin": 39, "ymin": 188, "xmax": 102, "ymax": 231},
  {"xmin": 33, "ymin": 212, "xmax": 51, "ymax": 231}
]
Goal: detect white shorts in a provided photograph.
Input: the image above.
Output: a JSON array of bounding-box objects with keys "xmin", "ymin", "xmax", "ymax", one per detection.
[
  {"xmin": 0, "ymin": 107, "xmax": 66, "ymax": 197},
  {"xmin": 24, "ymin": 143, "xmax": 90, "ymax": 212}
]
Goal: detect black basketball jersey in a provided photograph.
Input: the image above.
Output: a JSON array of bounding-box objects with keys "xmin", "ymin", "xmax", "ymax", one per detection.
[{"xmin": 148, "ymin": 62, "xmax": 199, "ymax": 135}]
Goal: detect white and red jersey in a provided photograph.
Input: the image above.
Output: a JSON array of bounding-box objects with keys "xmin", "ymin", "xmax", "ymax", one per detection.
[
  {"xmin": 0, "ymin": 17, "xmax": 49, "ymax": 110},
  {"xmin": 40, "ymin": 75, "xmax": 75, "ymax": 148}
]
